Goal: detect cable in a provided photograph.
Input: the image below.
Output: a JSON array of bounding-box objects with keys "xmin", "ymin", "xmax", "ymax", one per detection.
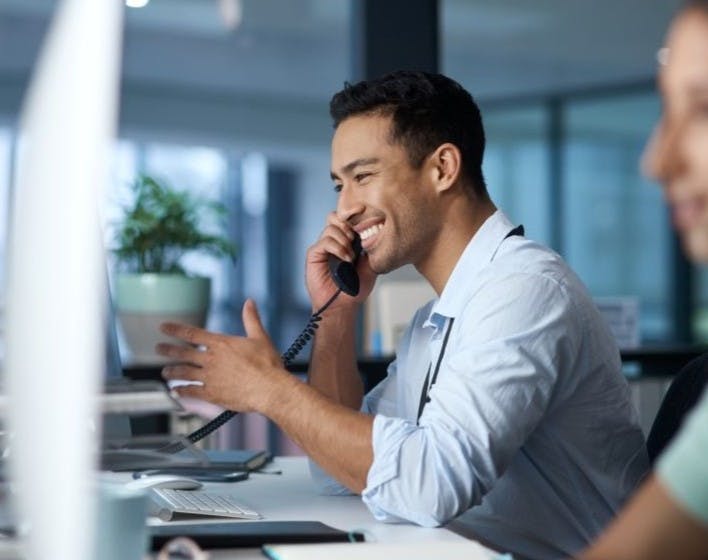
[{"xmin": 159, "ymin": 289, "xmax": 343, "ymax": 454}]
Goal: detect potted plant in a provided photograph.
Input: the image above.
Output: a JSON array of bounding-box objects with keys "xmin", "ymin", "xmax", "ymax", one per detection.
[{"xmin": 112, "ymin": 174, "xmax": 236, "ymax": 364}]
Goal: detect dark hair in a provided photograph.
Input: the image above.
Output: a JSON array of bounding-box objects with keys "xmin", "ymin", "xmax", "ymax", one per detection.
[
  {"xmin": 685, "ymin": 0, "xmax": 708, "ymax": 10},
  {"xmin": 329, "ymin": 70, "xmax": 488, "ymax": 199},
  {"xmin": 683, "ymin": 0, "xmax": 708, "ymax": 17}
]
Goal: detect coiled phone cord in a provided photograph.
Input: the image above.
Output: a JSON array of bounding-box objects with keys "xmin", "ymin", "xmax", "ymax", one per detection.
[{"xmin": 160, "ymin": 288, "xmax": 343, "ymax": 454}]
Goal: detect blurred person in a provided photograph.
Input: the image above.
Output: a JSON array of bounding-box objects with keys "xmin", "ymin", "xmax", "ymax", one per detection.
[
  {"xmin": 579, "ymin": 2, "xmax": 708, "ymax": 559},
  {"xmin": 157, "ymin": 71, "xmax": 648, "ymax": 560}
]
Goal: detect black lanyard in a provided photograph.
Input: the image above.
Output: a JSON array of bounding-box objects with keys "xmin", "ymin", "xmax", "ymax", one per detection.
[
  {"xmin": 415, "ymin": 224, "xmax": 524, "ymax": 424},
  {"xmin": 416, "ymin": 317, "xmax": 455, "ymax": 424}
]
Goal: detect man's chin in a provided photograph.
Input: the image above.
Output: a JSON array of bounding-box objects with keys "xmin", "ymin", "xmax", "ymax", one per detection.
[
  {"xmin": 367, "ymin": 253, "xmax": 401, "ymax": 275},
  {"xmin": 370, "ymin": 262, "xmax": 395, "ymax": 275}
]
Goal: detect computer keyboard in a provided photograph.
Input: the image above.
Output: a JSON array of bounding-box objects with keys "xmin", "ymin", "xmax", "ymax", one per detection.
[{"xmin": 148, "ymin": 488, "xmax": 262, "ymax": 521}]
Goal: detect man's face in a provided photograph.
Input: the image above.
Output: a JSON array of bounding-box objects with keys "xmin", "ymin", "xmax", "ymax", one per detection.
[
  {"xmin": 643, "ymin": 10, "xmax": 708, "ymax": 262},
  {"xmin": 330, "ymin": 113, "xmax": 440, "ymax": 274}
]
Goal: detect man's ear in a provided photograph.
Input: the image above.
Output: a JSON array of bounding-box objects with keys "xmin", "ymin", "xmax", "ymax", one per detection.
[{"xmin": 427, "ymin": 143, "xmax": 462, "ymax": 194}]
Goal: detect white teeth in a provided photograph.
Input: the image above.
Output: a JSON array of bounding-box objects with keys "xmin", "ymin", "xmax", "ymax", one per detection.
[{"xmin": 359, "ymin": 224, "xmax": 383, "ymax": 241}]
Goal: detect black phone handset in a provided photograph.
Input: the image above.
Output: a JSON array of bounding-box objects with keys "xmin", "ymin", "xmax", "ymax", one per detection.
[
  {"xmin": 160, "ymin": 234, "xmax": 362, "ymax": 454},
  {"xmin": 327, "ymin": 233, "xmax": 362, "ymax": 297}
]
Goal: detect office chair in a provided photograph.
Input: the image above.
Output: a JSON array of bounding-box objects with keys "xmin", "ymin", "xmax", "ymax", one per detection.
[{"xmin": 646, "ymin": 352, "xmax": 708, "ymax": 465}]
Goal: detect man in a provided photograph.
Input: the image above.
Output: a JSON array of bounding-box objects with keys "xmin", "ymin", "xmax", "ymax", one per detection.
[{"xmin": 157, "ymin": 71, "xmax": 648, "ymax": 560}]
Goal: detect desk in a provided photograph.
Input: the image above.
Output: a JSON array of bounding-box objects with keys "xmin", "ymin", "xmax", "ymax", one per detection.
[{"xmin": 147, "ymin": 456, "xmax": 472, "ymax": 559}]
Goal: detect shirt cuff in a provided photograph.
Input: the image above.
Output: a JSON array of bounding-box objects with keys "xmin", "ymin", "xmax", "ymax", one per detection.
[{"xmin": 361, "ymin": 414, "xmax": 418, "ymax": 522}]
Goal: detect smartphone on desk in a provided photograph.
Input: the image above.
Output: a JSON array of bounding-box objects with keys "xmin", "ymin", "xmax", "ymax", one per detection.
[{"xmin": 133, "ymin": 467, "xmax": 249, "ymax": 483}]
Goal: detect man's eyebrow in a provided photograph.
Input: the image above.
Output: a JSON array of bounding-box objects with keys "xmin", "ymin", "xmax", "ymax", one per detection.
[{"xmin": 330, "ymin": 157, "xmax": 380, "ymax": 181}]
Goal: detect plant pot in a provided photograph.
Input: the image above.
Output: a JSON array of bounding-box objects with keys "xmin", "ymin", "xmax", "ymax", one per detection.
[{"xmin": 115, "ymin": 273, "xmax": 211, "ymax": 365}]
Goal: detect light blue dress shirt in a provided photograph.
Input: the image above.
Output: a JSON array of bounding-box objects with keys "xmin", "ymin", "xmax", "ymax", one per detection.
[{"xmin": 311, "ymin": 211, "xmax": 649, "ymax": 560}]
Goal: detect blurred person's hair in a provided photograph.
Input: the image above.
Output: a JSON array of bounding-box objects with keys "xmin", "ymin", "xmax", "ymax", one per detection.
[{"xmin": 685, "ymin": 0, "xmax": 708, "ymax": 12}]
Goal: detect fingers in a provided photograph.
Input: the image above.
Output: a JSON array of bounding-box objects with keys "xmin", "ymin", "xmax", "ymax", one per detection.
[
  {"xmin": 160, "ymin": 322, "xmax": 212, "ymax": 345},
  {"xmin": 325, "ymin": 211, "xmax": 355, "ymax": 232},
  {"xmin": 155, "ymin": 342, "xmax": 204, "ymax": 364},
  {"xmin": 242, "ymin": 299, "xmax": 268, "ymax": 340},
  {"xmin": 170, "ymin": 384, "xmax": 204, "ymax": 400},
  {"xmin": 162, "ymin": 363, "xmax": 203, "ymax": 382},
  {"xmin": 310, "ymin": 223, "xmax": 357, "ymax": 263}
]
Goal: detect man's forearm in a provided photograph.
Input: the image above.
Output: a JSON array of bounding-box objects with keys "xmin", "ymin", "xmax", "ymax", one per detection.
[
  {"xmin": 262, "ymin": 373, "xmax": 373, "ymax": 492},
  {"xmin": 308, "ymin": 307, "xmax": 363, "ymax": 409}
]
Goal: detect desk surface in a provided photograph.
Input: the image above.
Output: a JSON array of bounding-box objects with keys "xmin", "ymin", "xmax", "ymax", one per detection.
[{"xmin": 145, "ymin": 456, "xmax": 471, "ymax": 559}]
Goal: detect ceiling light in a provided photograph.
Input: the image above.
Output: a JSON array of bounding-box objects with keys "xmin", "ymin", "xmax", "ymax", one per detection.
[{"xmin": 125, "ymin": 0, "xmax": 150, "ymax": 8}]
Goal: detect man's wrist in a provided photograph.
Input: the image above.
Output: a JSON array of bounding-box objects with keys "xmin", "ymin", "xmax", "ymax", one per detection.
[
  {"xmin": 256, "ymin": 368, "xmax": 301, "ymax": 416},
  {"xmin": 316, "ymin": 304, "xmax": 358, "ymax": 327}
]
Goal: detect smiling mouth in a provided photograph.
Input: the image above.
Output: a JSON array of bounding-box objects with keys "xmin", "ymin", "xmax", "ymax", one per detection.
[
  {"xmin": 360, "ymin": 223, "xmax": 383, "ymax": 240},
  {"xmin": 359, "ymin": 223, "xmax": 383, "ymax": 248}
]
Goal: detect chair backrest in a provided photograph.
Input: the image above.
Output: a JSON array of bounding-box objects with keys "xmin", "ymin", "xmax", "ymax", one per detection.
[{"xmin": 646, "ymin": 352, "xmax": 708, "ymax": 465}]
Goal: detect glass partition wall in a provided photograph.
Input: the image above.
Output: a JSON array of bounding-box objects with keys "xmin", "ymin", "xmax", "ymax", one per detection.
[
  {"xmin": 477, "ymin": 92, "xmax": 673, "ymax": 344},
  {"xmin": 563, "ymin": 94, "xmax": 670, "ymax": 342}
]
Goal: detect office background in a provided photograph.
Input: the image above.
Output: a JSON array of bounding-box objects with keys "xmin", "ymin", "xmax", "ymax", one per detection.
[{"xmin": 0, "ymin": 0, "xmax": 695, "ymax": 451}]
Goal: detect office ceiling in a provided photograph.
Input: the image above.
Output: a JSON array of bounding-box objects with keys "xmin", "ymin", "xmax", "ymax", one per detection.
[
  {"xmin": 0, "ymin": 0, "xmax": 684, "ymax": 103},
  {"xmin": 444, "ymin": 0, "xmax": 682, "ymax": 99}
]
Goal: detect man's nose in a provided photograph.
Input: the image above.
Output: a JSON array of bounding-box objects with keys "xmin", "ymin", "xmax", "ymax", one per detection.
[{"xmin": 336, "ymin": 186, "xmax": 365, "ymax": 223}]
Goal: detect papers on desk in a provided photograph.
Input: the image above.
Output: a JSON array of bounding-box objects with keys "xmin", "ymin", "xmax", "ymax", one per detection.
[{"xmin": 262, "ymin": 540, "xmax": 500, "ymax": 560}]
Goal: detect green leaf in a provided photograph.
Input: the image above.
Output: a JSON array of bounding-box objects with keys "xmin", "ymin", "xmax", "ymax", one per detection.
[{"xmin": 111, "ymin": 174, "xmax": 237, "ymax": 274}]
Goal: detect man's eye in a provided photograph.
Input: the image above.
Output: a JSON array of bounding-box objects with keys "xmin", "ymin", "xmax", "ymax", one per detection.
[
  {"xmin": 355, "ymin": 173, "xmax": 371, "ymax": 183},
  {"xmin": 333, "ymin": 183, "xmax": 343, "ymax": 193}
]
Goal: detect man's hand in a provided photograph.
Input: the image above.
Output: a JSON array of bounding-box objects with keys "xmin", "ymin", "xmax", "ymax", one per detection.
[
  {"xmin": 158, "ymin": 297, "xmax": 374, "ymax": 492},
  {"xmin": 157, "ymin": 299, "xmax": 288, "ymax": 413},
  {"xmin": 305, "ymin": 211, "xmax": 376, "ymax": 311}
]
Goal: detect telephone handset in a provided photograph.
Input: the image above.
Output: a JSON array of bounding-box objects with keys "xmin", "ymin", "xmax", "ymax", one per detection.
[
  {"xmin": 160, "ymin": 233, "xmax": 364, "ymax": 454},
  {"xmin": 327, "ymin": 233, "xmax": 362, "ymax": 297}
]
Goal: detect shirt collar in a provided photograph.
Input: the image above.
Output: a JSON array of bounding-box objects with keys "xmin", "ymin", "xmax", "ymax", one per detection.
[{"xmin": 427, "ymin": 210, "xmax": 516, "ymax": 323}]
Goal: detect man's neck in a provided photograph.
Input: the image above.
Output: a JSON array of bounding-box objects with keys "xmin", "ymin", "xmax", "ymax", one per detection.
[{"xmin": 417, "ymin": 198, "xmax": 497, "ymax": 295}]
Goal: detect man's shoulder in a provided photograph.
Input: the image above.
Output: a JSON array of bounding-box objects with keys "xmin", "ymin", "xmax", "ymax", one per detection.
[
  {"xmin": 484, "ymin": 238, "xmax": 580, "ymax": 291},
  {"xmin": 466, "ymin": 238, "xmax": 600, "ymax": 330}
]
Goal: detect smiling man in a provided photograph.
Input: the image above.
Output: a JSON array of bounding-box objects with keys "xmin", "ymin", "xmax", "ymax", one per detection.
[{"xmin": 157, "ymin": 71, "xmax": 648, "ymax": 560}]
